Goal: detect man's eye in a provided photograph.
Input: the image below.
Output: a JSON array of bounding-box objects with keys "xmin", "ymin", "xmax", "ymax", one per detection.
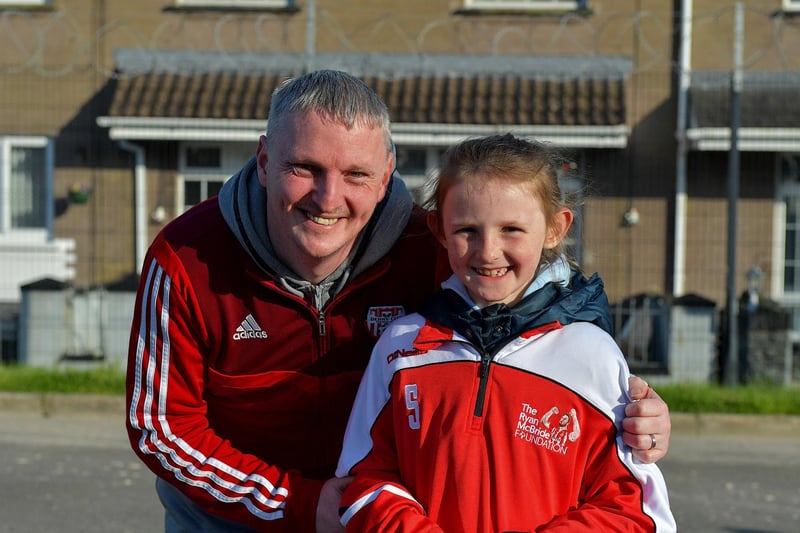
[{"xmin": 347, "ymin": 172, "xmax": 369, "ymax": 181}]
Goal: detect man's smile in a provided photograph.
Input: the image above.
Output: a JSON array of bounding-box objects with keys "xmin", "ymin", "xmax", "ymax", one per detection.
[{"xmin": 305, "ymin": 212, "xmax": 340, "ymax": 226}]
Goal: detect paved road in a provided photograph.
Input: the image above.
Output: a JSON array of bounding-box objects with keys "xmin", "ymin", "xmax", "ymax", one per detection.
[
  {"xmin": 0, "ymin": 398, "xmax": 799, "ymax": 532},
  {"xmin": 0, "ymin": 410, "xmax": 161, "ymax": 533},
  {"xmin": 660, "ymin": 430, "xmax": 800, "ymax": 532}
]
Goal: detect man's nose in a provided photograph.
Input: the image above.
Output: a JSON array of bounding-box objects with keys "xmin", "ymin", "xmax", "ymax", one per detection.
[{"xmin": 313, "ymin": 174, "xmax": 341, "ymax": 210}]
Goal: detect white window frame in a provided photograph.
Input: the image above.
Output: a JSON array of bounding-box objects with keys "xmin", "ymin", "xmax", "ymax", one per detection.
[
  {"xmin": 463, "ymin": 0, "xmax": 584, "ymax": 12},
  {"xmin": 773, "ymin": 153, "xmax": 800, "ymax": 336},
  {"xmin": 177, "ymin": 142, "xmax": 254, "ymax": 214},
  {"xmin": 775, "ymin": 154, "xmax": 800, "ymax": 298},
  {"xmin": 177, "ymin": 144, "xmax": 227, "ymax": 214},
  {"xmin": 783, "ymin": 0, "xmax": 800, "ymax": 13},
  {"xmin": 0, "ymin": 0, "xmax": 52, "ymax": 6},
  {"xmin": 173, "ymin": 0, "xmax": 292, "ymax": 8},
  {"xmin": 0, "ymin": 136, "xmax": 54, "ymax": 242},
  {"xmin": 394, "ymin": 145, "xmax": 445, "ymax": 203},
  {"xmin": 177, "ymin": 175, "xmax": 228, "ymax": 213}
]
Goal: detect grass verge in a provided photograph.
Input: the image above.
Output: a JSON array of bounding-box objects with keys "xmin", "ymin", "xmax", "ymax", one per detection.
[
  {"xmin": 0, "ymin": 365, "xmax": 798, "ymax": 415},
  {"xmin": 0, "ymin": 364, "xmax": 126, "ymax": 395},
  {"xmin": 654, "ymin": 383, "xmax": 800, "ymax": 415}
]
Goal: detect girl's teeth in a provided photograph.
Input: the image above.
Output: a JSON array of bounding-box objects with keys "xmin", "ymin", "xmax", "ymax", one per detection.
[{"xmin": 476, "ymin": 268, "xmax": 507, "ymax": 277}]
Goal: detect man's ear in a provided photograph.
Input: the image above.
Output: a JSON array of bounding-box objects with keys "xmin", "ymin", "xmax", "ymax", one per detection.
[
  {"xmin": 256, "ymin": 135, "xmax": 269, "ymax": 187},
  {"xmin": 375, "ymin": 149, "xmax": 395, "ymax": 203},
  {"xmin": 545, "ymin": 208, "xmax": 574, "ymax": 249}
]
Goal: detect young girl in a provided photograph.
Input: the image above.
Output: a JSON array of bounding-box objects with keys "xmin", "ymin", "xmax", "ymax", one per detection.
[{"xmin": 335, "ymin": 134, "xmax": 675, "ymax": 532}]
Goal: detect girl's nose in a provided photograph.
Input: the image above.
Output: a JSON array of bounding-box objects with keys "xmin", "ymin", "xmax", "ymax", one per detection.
[{"xmin": 476, "ymin": 233, "xmax": 500, "ymax": 261}]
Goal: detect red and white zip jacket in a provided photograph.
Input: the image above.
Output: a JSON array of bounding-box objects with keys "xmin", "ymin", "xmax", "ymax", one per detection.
[
  {"xmin": 336, "ymin": 277, "xmax": 676, "ymax": 532},
  {"xmin": 126, "ymin": 195, "xmax": 445, "ymax": 532}
]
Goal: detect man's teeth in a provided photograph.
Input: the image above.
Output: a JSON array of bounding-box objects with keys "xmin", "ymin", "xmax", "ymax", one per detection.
[
  {"xmin": 476, "ymin": 267, "xmax": 507, "ymax": 277},
  {"xmin": 308, "ymin": 213, "xmax": 337, "ymax": 226}
]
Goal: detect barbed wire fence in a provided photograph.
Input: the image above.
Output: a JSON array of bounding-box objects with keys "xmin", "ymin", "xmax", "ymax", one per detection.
[{"xmin": 1, "ymin": 3, "xmax": 797, "ymax": 78}]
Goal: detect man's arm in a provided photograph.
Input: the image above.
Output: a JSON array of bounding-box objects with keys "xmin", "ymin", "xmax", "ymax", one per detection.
[
  {"xmin": 539, "ymin": 376, "xmax": 675, "ymax": 532},
  {"xmin": 127, "ymin": 252, "xmax": 322, "ymax": 531},
  {"xmin": 623, "ymin": 376, "xmax": 671, "ymax": 462}
]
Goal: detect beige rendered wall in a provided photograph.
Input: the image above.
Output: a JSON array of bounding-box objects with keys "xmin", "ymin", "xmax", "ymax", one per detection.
[{"xmin": 2, "ymin": 0, "xmax": 792, "ymax": 297}]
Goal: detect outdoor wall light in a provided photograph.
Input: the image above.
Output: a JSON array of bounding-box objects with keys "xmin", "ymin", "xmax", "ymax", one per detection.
[
  {"xmin": 150, "ymin": 205, "xmax": 167, "ymax": 224},
  {"xmin": 622, "ymin": 207, "xmax": 640, "ymax": 227}
]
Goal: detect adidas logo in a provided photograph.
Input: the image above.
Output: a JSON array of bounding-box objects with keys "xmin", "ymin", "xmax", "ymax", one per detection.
[{"xmin": 232, "ymin": 314, "xmax": 268, "ymax": 340}]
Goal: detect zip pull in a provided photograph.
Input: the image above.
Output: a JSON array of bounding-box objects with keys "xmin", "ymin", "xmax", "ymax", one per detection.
[
  {"xmin": 318, "ymin": 312, "xmax": 326, "ymax": 337},
  {"xmin": 479, "ymin": 355, "xmax": 491, "ymax": 378},
  {"xmin": 474, "ymin": 350, "xmax": 492, "ymax": 417}
]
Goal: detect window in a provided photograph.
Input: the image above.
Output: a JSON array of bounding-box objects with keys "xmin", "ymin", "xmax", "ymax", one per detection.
[
  {"xmin": 784, "ymin": 0, "xmax": 800, "ymax": 13},
  {"xmin": 394, "ymin": 146, "xmax": 445, "ymax": 205},
  {"xmin": 785, "ymin": 197, "xmax": 800, "ymax": 292},
  {"xmin": 182, "ymin": 178, "xmax": 225, "ymax": 209},
  {"xmin": 463, "ymin": 0, "xmax": 586, "ymax": 12},
  {"xmin": 0, "ymin": 136, "xmax": 52, "ymax": 235},
  {"xmin": 557, "ymin": 159, "xmax": 584, "ymax": 265},
  {"xmin": 776, "ymin": 153, "xmax": 800, "ymax": 334},
  {"xmin": 173, "ymin": 0, "xmax": 293, "ymax": 8},
  {"xmin": 186, "ymin": 146, "xmax": 221, "ymax": 168},
  {"xmin": 780, "ymin": 154, "xmax": 800, "ymax": 294},
  {"xmin": 178, "ymin": 143, "xmax": 253, "ymax": 213},
  {"xmin": 0, "ymin": 0, "xmax": 52, "ymax": 6},
  {"xmin": 179, "ymin": 145, "xmax": 225, "ymax": 212}
]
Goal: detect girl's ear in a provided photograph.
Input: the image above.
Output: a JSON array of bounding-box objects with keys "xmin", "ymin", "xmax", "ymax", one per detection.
[
  {"xmin": 427, "ymin": 210, "xmax": 447, "ymax": 247},
  {"xmin": 545, "ymin": 208, "xmax": 574, "ymax": 249}
]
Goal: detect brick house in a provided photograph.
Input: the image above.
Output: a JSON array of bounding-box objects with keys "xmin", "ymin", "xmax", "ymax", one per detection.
[{"xmin": 1, "ymin": 0, "xmax": 799, "ymax": 374}]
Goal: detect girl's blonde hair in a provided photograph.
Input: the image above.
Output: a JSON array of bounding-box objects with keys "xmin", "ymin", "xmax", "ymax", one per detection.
[{"xmin": 423, "ymin": 133, "xmax": 577, "ymax": 266}]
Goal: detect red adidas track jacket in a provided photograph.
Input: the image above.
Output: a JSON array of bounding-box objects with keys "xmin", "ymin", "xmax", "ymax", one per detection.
[{"xmin": 125, "ymin": 197, "xmax": 443, "ymax": 531}]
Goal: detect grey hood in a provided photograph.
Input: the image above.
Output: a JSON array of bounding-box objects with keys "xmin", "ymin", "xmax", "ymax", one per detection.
[{"xmin": 217, "ymin": 156, "xmax": 414, "ymax": 303}]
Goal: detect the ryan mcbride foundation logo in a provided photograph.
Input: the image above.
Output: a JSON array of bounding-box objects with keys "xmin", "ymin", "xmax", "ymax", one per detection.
[{"xmin": 514, "ymin": 403, "xmax": 581, "ymax": 455}]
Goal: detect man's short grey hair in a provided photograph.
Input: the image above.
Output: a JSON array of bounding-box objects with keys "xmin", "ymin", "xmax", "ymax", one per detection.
[{"xmin": 266, "ymin": 70, "xmax": 393, "ymax": 153}]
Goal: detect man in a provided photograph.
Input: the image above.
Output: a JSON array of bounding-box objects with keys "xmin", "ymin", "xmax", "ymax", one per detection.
[{"xmin": 126, "ymin": 70, "xmax": 671, "ymax": 533}]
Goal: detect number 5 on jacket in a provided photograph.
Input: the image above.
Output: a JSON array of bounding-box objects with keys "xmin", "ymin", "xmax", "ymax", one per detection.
[{"xmin": 405, "ymin": 384, "xmax": 421, "ymax": 430}]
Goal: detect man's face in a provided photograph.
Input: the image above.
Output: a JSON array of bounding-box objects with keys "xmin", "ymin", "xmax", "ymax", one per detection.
[{"xmin": 257, "ymin": 111, "xmax": 392, "ymax": 283}]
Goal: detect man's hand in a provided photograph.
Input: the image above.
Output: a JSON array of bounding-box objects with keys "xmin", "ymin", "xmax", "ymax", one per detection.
[
  {"xmin": 316, "ymin": 476, "xmax": 352, "ymax": 533},
  {"xmin": 623, "ymin": 376, "xmax": 671, "ymax": 463}
]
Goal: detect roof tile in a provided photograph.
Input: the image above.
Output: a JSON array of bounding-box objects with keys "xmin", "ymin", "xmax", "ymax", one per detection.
[{"xmin": 109, "ymin": 66, "xmax": 629, "ymax": 126}]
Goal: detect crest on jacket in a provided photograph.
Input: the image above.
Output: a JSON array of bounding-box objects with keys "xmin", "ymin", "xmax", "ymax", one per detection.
[{"xmin": 366, "ymin": 306, "xmax": 405, "ymax": 337}]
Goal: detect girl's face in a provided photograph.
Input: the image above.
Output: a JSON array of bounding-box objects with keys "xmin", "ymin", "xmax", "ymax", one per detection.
[{"xmin": 432, "ymin": 176, "xmax": 571, "ymax": 309}]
